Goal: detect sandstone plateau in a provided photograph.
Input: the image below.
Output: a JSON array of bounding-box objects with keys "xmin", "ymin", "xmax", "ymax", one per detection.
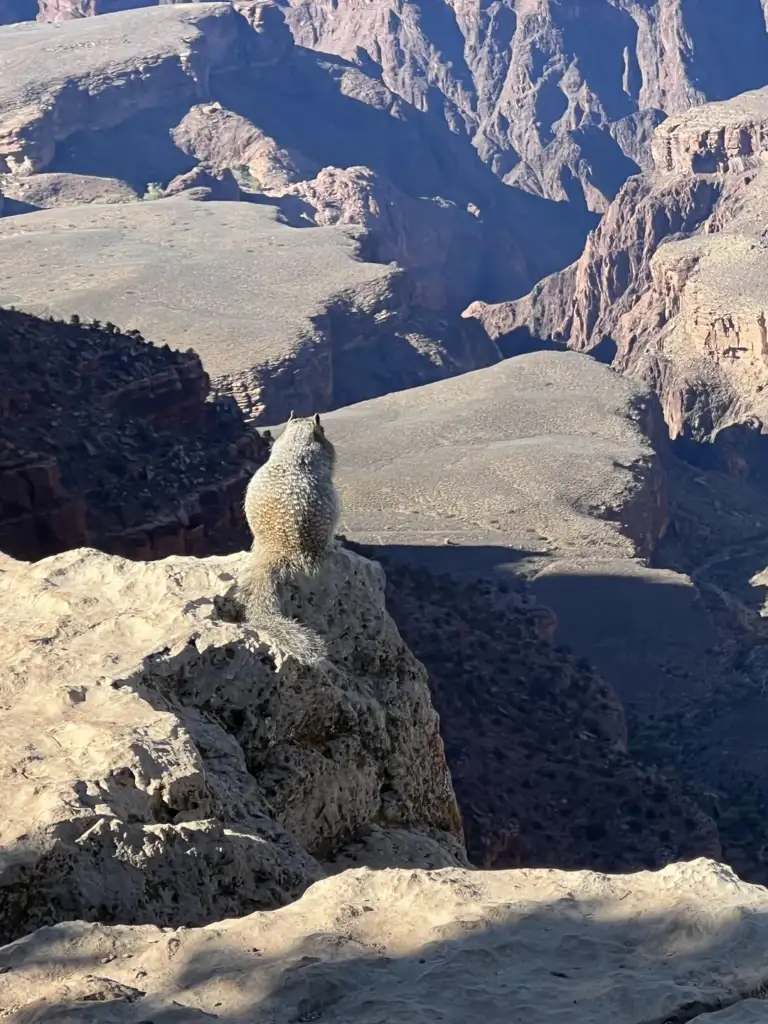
[{"xmin": 0, "ymin": 199, "xmax": 500, "ymax": 424}]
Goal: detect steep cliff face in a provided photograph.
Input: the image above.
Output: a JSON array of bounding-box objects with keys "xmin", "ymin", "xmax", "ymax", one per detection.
[
  {"xmin": 4, "ymin": 0, "xmax": 768, "ymax": 216},
  {"xmin": 281, "ymin": 0, "xmax": 768, "ymax": 211},
  {"xmin": 475, "ymin": 83, "xmax": 768, "ymax": 471}
]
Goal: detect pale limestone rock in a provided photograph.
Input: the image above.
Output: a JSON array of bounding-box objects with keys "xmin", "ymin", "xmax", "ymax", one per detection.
[
  {"xmin": 0, "ymin": 545, "xmax": 463, "ymax": 945},
  {"xmin": 3, "ymin": 858, "xmax": 768, "ymax": 1022}
]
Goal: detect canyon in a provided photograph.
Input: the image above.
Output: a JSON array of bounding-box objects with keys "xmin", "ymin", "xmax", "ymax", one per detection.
[{"xmin": 5, "ymin": 3, "xmax": 768, "ymax": 1021}]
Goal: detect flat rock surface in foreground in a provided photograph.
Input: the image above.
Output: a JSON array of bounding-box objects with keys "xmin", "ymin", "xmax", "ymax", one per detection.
[{"xmin": 3, "ymin": 858, "xmax": 768, "ymax": 1022}]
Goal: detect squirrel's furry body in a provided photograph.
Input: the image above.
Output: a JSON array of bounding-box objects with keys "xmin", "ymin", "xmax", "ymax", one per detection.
[{"xmin": 240, "ymin": 413, "xmax": 339, "ymax": 665}]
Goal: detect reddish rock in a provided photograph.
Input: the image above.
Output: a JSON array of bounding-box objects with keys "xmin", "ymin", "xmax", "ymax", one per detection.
[{"xmin": 0, "ymin": 308, "xmax": 270, "ymax": 562}]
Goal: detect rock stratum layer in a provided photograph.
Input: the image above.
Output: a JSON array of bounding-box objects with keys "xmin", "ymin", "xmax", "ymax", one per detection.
[
  {"xmin": 0, "ymin": 544, "xmax": 464, "ymax": 947},
  {"xmin": 0, "ymin": 307, "xmax": 268, "ymax": 562},
  {"xmin": 3, "ymin": 858, "xmax": 768, "ymax": 1023},
  {"xmin": 473, "ymin": 83, "xmax": 768, "ymax": 477}
]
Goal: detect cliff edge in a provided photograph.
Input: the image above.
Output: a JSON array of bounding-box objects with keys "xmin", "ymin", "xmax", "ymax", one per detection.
[{"xmin": 0, "ymin": 544, "xmax": 464, "ymax": 947}]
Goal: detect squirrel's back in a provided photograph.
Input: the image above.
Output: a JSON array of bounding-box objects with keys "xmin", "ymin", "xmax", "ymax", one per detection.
[{"xmin": 240, "ymin": 412, "xmax": 339, "ymax": 664}]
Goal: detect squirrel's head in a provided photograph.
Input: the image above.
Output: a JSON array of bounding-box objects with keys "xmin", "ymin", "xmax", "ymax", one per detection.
[{"xmin": 273, "ymin": 411, "xmax": 335, "ymax": 462}]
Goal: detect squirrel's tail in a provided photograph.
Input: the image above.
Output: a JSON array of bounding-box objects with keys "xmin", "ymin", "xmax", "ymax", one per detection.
[{"xmin": 238, "ymin": 549, "xmax": 327, "ymax": 666}]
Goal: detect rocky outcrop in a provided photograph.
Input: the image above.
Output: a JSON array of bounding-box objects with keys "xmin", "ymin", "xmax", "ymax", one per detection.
[
  {"xmin": 481, "ymin": 85, "xmax": 768, "ymax": 472},
  {"xmin": 0, "ymin": 307, "xmax": 268, "ymax": 561},
  {"xmin": 0, "ymin": 199, "xmax": 501, "ymax": 424},
  {"xmin": 3, "ymin": 858, "xmax": 768, "ymax": 1022},
  {"xmin": 274, "ymin": 165, "xmax": 489, "ymax": 313},
  {"xmin": 0, "ymin": 543, "xmax": 464, "ymax": 946},
  {"xmin": 161, "ymin": 164, "xmax": 240, "ymax": 202},
  {"xmin": 6, "ymin": 0, "xmax": 768, "ymax": 214}
]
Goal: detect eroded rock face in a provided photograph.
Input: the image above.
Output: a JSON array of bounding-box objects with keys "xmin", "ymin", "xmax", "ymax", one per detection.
[
  {"xmin": 481, "ymin": 85, "xmax": 768, "ymax": 471},
  {"xmin": 0, "ymin": 2, "xmax": 595, "ymax": 302},
  {"xmin": 0, "ymin": 544, "xmax": 464, "ymax": 945},
  {"xmin": 283, "ymin": 0, "xmax": 768, "ymax": 211},
  {"xmin": 2, "ymin": 858, "xmax": 768, "ymax": 1022},
  {"xmin": 0, "ymin": 307, "xmax": 268, "ymax": 562}
]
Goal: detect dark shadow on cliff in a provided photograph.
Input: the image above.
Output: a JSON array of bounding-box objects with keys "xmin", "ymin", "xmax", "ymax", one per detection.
[
  {"xmin": 0, "ymin": 198, "xmax": 40, "ymax": 217},
  {"xmin": 10, "ymin": 896, "xmax": 768, "ymax": 1022},
  {"xmin": 680, "ymin": 0, "xmax": 768, "ymax": 104},
  {"xmin": 48, "ymin": 102, "xmax": 198, "ymax": 192},
  {"xmin": 495, "ymin": 325, "xmax": 566, "ymax": 359},
  {"xmin": 343, "ymin": 540, "xmax": 722, "ymax": 875},
  {"xmin": 211, "ymin": 50, "xmax": 598, "ymax": 298}
]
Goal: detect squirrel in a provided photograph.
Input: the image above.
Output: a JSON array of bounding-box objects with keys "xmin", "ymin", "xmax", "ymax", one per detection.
[{"xmin": 239, "ymin": 411, "xmax": 340, "ymax": 666}]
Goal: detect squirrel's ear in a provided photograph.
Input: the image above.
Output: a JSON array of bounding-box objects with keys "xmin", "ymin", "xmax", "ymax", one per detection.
[
  {"xmin": 288, "ymin": 410, "xmax": 296, "ymax": 421},
  {"xmin": 313, "ymin": 413, "xmax": 321, "ymax": 426}
]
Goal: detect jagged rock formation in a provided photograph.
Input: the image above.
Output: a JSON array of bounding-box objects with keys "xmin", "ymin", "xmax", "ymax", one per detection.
[
  {"xmin": 0, "ymin": 307, "xmax": 268, "ymax": 561},
  {"xmin": 282, "ymin": 0, "xmax": 768, "ymax": 212},
  {"xmin": 0, "ymin": 200, "xmax": 500, "ymax": 423},
  {"xmin": 0, "ymin": 544, "xmax": 464, "ymax": 946},
  {"xmin": 3, "ymin": 858, "xmax": 768, "ymax": 1022},
  {"xmin": 477, "ymin": 85, "xmax": 768, "ymax": 476},
  {"xmin": 4, "ymin": 0, "xmax": 768, "ymax": 219},
  {"xmin": 0, "ymin": 2, "xmax": 592, "ymax": 304}
]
